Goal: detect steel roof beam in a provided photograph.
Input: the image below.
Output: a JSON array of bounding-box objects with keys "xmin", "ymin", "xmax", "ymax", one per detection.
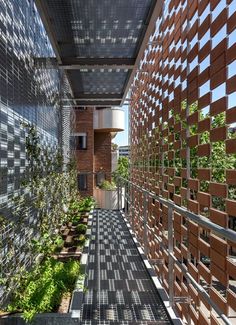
[
  {"xmin": 34, "ymin": 57, "xmax": 135, "ymax": 70},
  {"xmin": 75, "ymin": 100, "xmax": 121, "ymax": 106},
  {"xmin": 76, "ymin": 98, "xmax": 122, "ymax": 101},
  {"xmin": 62, "ymin": 98, "xmax": 122, "ymax": 102},
  {"xmin": 60, "ymin": 64, "xmax": 134, "ymax": 70},
  {"xmin": 35, "ymin": 0, "xmax": 162, "ymax": 106},
  {"xmin": 61, "ymin": 94, "xmax": 123, "ymax": 101},
  {"xmin": 61, "ymin": 57, "xmax": 135, "ymax": 69}
]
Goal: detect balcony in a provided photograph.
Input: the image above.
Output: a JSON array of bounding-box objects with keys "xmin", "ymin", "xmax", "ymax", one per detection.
[{"xmin": 93, "ymin": 108, "xmax": 125, "ymax": 132}]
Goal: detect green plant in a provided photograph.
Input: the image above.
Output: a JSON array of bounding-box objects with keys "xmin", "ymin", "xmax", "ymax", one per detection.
[
  {"xmin": 31, "ymin": 233, "xmax": 64, "ymax": 255},
  {"xmin": 113, "ymin": 156, "xmax": 129, "ymax": 185},
  {"xmin": 66, "ymin": 197, "xmax": 94, "ymax": 224},
  {"xmin": 79, "ymin": 196, "xmax": 95, "ymax": 211},
  {"xmin": 0, "ymin": 123, "xmax": 80, "ymax": 304},
  {"xmin": 66, "ymin": 200, "xmax": 82, "ymax": 225},
  {"xmin": 76, "ymin": 224, "xmax": 87, "ymax": 234},
  {"xmin": 74, "ymin": 234, "xmax": 86, "ymax": 246},
  {"xmin": 6, "ymin": 258, "xmax": 80, "ymax": 322},
  {"xmin": 111, "ymin": 142, "xmax": 118, "ymax": 151},
  {"xmin": 100, "ymin": 180, "xmax": 117, "ymax": 190}
]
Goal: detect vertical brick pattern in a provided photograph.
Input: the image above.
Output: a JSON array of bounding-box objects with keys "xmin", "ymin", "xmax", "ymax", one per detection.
[
  {"xmin": 75, "ymin": 108, "xmax": 94, "ymax": 196},
  {"xmin": 94, "ymin": 132, "xmax": 112, "ymax": 180},
  {"xmin": 130, "ymin": 0, "xmax": 236, "ymax": 323}
]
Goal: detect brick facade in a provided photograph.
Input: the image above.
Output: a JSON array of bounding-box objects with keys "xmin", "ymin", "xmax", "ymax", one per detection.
[
  {"xmin": 74, "ymin": 108, "xmax": 112, "ymax": 196},
  {"xmin": 94, "ymin": 132, "xmax": 112, "ymax": 181},
  {"xmin": 75, "ymin": 108, "xmax": 94, "ymax": 196}
]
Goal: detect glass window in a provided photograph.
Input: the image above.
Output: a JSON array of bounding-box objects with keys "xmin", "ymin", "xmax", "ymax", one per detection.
[
  {"xmin": 71, "ymin": 133, "xmax": 87, "ymax": 150},
  {"xmin": 78, "ymin": 174, "xmax": 87, "ymax": 191}
]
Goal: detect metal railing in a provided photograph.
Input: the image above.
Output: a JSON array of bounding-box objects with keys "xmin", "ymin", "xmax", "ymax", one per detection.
[{"xmin": 117, "ymin": 177, "xmax": 236, "ymax": 325}]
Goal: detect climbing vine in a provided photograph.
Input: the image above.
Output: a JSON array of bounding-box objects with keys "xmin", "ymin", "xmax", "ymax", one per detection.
[{"xmin": 0, "ymin": 122, "xmax": 78, "ymax": 305}]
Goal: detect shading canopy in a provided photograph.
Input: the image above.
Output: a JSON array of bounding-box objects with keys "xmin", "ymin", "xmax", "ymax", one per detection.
[{"xmin": 35, "ymin": 0, "xmax": 159, "ymax": 106}]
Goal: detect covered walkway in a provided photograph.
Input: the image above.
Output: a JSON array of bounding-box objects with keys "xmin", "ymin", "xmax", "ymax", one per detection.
[{"xmin": 79, "ymin": 209, "xmax": 177, "ymax": 324}]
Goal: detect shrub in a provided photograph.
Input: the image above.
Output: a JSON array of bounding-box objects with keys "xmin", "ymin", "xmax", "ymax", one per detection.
[
  {"xmin": 31, "ymin": 233, "xmax": 64, "ymax": 256},
  {"xmin": 6, "ymin": 258, "xmax": 80, "ymax": 322},
  {"xmin": 78, "ymin": 196, "xmax": 95, "ymax": 212},
  {"xmin": 74, "ymin": 234, "xmax": 86, "ymax": 246},
  {"xmin": 76, "ymin": 224, "xmax": 87, "ymax": 234},
  {"xmin": 66, "ymin": 197, "xmax": 95, "ymax": 223},
  {"xmin": 112, "ymin": 156, "xmax": 129, "ymax": 185},
  {"xmin": 100, "ymin": 180, "xmax": 116, "ymax": 190}
]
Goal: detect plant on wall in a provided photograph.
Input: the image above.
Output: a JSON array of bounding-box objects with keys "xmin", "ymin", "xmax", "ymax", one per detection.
[{"xmin": 0, "ymin": 123, "xmax": 79, "ymax": 305}]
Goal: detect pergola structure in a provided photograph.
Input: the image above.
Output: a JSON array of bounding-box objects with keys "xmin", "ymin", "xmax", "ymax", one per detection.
[{"xmin": 35, "ymin": 0, "xmax": 161, "ymax": 106}]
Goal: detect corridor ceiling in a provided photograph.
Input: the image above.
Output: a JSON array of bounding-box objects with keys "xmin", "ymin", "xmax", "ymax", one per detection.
[{"xmin": 35, "ymin": 0, "xmax": 160, "ymax": 107}]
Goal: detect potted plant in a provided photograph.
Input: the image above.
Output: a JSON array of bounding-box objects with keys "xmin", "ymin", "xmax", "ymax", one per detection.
[{"xmin": 94, "ymin": 179, "xmax": 122, "ymax": 210}]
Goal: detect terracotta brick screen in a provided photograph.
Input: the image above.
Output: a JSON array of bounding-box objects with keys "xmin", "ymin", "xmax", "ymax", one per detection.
[{"xmin": 129, "ymin": 0, "xmax": 236, "ymax": 323}]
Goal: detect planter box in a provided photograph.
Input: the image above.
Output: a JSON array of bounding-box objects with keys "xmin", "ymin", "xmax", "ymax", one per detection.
[
  {"xmin": 94, "ymin": 188, "xmax": 124, "ymax": 210},
  {"xmin": 0, "ymin": 210, "xmax": 96, "ymax": 325},
  {"xmin": 0, "ymin": 313, "xmax": 79, "ymax": 325}
]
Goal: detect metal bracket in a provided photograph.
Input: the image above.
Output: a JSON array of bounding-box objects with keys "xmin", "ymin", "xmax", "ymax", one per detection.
[
  {"xmin": 137, "ymin": 236, "xmax": 143, "ymax": 242},
  {"xmin": 34, "ymin": 57, "xmax": 58, "ymax": 69},
  {"xmin": 174, "ymin": 296, "xmax": 191, "ymax": 304},
  {"xmin": 149, "ymin": 258, "xmax": 164, "ymax": 266}
]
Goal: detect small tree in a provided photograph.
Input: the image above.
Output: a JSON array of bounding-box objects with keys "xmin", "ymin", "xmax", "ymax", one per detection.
[{"xmin": 113, "ymin": 156, "xmax": 129, "ymax": 185}]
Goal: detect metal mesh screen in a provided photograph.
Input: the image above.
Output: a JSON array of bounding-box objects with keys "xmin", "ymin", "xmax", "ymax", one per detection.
[
  {"xmin": 40, "ymin": 0, "xmax": 156, "ymax": 100},
  {"xmin": 45, "ymin": 0, "xmax": 155, "ymax": 58},
  {"xmin": 0, "ymin": 0, "xmax": 74, "ymax": 304},
  {"xmin": 130, "ymin": 0, "xmax": 236, "ymax": 323},
  {"xmin": 69, "ymin": 69, "xmax": 129, "ymax": 95}
]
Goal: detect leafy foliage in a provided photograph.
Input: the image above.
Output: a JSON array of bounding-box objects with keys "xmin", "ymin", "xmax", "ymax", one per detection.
[
  {"xmin": 111, "ymin": 142, "xmax": 118, "ymax": 151},
  {"xmin": 30, "ymin": 233, "xmax": 64, "ymax": 255},
  {"xmin": 66, "ymin": 196, "xmax": 95, "ymax": 225},
  {"xmin": 0, "ymin": 124, "xmax": 79, "ymax": 303},
  {"xmin": 74, "ymin": 234, "xmax": 86, "ymax": 246},
  {"xmin": 100, "ymin": 180, "xmax": 117, "ymax": 190},
  {"xmin": 80, "ymin": 197, "xmax": 95, "ymax": 211},
  {"xmin": 113, "ymin": 156, "xmax": 129, "ymax": 185},
  {"xmin": 76, "ymin": 224, "xmax": 87, "ymax": 234},
  {"xmin": 6, "ymin": 258, "xmax": 80, "ymax": 322}
]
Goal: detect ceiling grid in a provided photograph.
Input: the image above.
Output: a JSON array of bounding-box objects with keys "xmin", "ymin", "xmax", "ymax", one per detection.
[{"xmin": 35, "ymin": 0, "xmax": 159, "ymax": 106}]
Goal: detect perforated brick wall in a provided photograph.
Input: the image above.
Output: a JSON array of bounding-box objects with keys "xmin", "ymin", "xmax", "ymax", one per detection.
[{"xmin": 129, "ymin": 0, "xmax": 236, "ymax": 323}]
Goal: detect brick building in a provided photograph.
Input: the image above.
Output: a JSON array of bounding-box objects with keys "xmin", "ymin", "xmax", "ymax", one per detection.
[
  {"xmin": 118, "ymin": 145, "xmax": 130, "ymax": 158},
  {"xmin": 73, "ymin": 107, "xmax": 124, "ymax": 196}
]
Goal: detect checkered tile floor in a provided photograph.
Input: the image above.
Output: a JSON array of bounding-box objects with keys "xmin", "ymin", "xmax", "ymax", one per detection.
[{"xmin": 80, "ymin": 209, "xmax": 172, "ymax": 325}]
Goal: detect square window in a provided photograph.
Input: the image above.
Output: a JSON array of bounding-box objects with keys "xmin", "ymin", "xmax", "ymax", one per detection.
[{"xmin": 71, "ymin": 133, "xmax": 87, "ymax": 150}]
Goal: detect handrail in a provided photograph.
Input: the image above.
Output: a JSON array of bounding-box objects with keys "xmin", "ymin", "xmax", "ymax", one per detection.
[
  {"xmin": 117, "ymin": 177, "xmax": 235, "ymax": 325},
  {"xmin": 118, "ymin": 177, "xmax": 236, "ymax": 244}
]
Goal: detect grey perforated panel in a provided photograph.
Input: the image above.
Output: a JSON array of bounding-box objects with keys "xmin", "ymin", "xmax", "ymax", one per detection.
[
  {"xmin": 0, "ymin": 0, "xmax": 74, "ymax": 304},
  {"xmin": 45, "ymin": 0, "xmax": 154, "ymax": 58},
  {"xmin": 68, "ymin": 69, "xmax": 129, "ymax": 95},
  {"xmin": 80, "ymin": 210, "xmax": 172, "ymax": 325},
  {"xmin": 37, "ymin": 0, "xmax": 156, "ymax": 99}
]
